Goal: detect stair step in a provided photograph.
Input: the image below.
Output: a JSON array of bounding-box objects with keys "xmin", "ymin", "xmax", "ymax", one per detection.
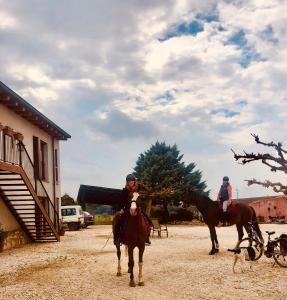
[
  {"xmin": 10, "ymin": 200, "xmax": 34, "ymax": 202},
  {"xmin": 6, "ymin": 194, "xmax": 32, "ymax": 196},
  {"xmin": 12, "ymin": 204, "xmax": 35, "ymax": 207},
  {"xmin": 0, "ymin": 178, "xmax": 23, "ymax": 181},
  {"xmin": 26, "ymin": 227, "xmax": 52, "ymax": 230},
  {"xmin": 30, "ymin": 233, "xmax": 55, "ymax": 236},
  {"xmin": 0, "ymin": 173, "xmax": 17, "ymax": 176},
  {"xmin": 14, "ymin": 210, "xmax": 36, "ymax": 213},
  {"xmin": 33, "ymin": 236, "xmax": 57, "ymax": 239},
  {"xmin": 0, "ymin": 183, "xmax": 25, "ymax": 186},
  {"xmin": 34, "ymin": 239, "xmax": 58, "ymax": 242},
  {"xmin": 0, "ymin": 171, "xmax": 14, "ymax": 174},
  {"xmin": 2, "ymin": 189, "xmax": 28, "ymax": 191}
]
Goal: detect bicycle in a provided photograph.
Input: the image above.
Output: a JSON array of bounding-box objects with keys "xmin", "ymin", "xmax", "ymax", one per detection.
[
  {"xmin": 264, "ymin": 231, "xmax": 287, "ymax": 268},
  {"xmin": 237, "ymin": 221, "xmax": 264, "ymax": 261}
]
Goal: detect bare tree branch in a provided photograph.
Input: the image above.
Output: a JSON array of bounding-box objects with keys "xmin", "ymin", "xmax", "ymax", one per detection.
[
  {"xmin": 232, "ymin": 134, "xmax": 287, "ymax": 195},
  {"xmin": 231, "ymin": 137, "xmax": 287, "ymax": 174},
  {"xmin": 245, "ymin": 179, "xmax": 287, "ymax": 195}
]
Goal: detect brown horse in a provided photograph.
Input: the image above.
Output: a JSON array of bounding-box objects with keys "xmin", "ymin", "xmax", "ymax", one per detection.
[
  {"xmin": 184, "ymin": 189, "xmax": 263, "ymax": 255},
  {"xmin": 113, "ymin": 193, "xmax": 149, "ymax": 287}
]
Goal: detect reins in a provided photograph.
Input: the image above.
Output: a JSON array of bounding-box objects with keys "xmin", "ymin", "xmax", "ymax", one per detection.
[{"xmin": 100, "ymin": 230, "xmax": 113, "ymax": 250}]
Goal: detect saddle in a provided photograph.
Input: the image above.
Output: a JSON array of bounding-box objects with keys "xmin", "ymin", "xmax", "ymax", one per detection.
[{"xmin": 227, "ymin": 203, "xmax": 238, "ymax": 218}]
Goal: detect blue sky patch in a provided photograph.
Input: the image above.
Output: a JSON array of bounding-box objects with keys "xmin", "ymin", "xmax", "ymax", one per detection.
[
  {"xmin": 210, "ymin": 108, "xmax": 240, "ymax": 118},
  {"xmin": 226, "ymin": 30, "xmax": 266, "ymax": 68},
  {"xmin": 196, "ymin": 13, "xmax": 219, "ymax": 23},
  {"xmin": 240, "ymin": 47, "xmax": 265, "ymax": 68},
  {"xmin": 236, "ymin": 99, "xmax": 248, "ymax": 107},
  {"xmin": 227, "ymin": 30, "xmax": 247, "ymax": 47},
  {"xmin": 261, "ymin": 25, "xmax": 278, "ymax": 44},
  {"xmin": 159, "ymin": 20, "xmax": 204, "ymax": 41},
  {"xmin": 155, "ymin": 90, "xmax": 175, "ymax": 103}
]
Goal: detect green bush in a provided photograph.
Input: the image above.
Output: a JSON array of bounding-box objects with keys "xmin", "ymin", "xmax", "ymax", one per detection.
[{"xmin": 167, "ymin": 206, "xmax": 194, "ymax": 222}]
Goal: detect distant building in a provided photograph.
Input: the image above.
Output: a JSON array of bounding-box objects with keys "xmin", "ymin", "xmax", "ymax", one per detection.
[
  {"xmin": 236, "ymin": 195, "xmax": 287, "ymax": 223},
  {"xmin": 0, "ymin": 81, "xmax": 70, "ymax": 250}
]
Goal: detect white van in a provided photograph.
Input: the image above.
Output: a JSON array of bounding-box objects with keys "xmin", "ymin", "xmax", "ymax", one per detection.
[{"xmin": 61, "ymin": 205, "xmax": 84, "ymax": 230}]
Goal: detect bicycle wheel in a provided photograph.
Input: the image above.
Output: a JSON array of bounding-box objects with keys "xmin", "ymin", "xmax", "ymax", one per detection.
[
  {"xmin": 238, "ymin": 237, "xmax": 264, "ymax": 261},
  {"xmin": 273, "ymin": 244, "xmax": 287, "ymax": 268}
]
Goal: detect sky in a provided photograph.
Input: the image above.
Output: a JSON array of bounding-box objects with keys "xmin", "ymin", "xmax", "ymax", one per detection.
[{"xmin": 1, "ymin": 0, "xmax": 287, "ymax": 200}]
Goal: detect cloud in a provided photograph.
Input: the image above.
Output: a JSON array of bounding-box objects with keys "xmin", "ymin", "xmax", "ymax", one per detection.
[
  {"xmin": 87, "ymin": 109, "xmax": 159, "ymax": 141},
  {"xmin": 1, "ymin": 0, "xmax": 287, "ymax": 198}
]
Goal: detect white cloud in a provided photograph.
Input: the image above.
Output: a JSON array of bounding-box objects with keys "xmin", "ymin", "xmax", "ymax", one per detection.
[
  {"xmin": 0, "ymin": 11, "xmax": 18, "ymax": 29},
  {"xmin": 1, "ymin": 0, "xmax": 287, "ymax": 198}
]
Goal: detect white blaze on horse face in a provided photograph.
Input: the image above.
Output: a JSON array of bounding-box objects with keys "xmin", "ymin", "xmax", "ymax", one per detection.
[
  {"xmin": 130, "ymin": 192, "xmax": 139, "ymax": 216},
  {"xmin": 132, "ymin": 192, "xmax": 139, "ymax": 201},
  {"xmin": 130, "ymin": 201, "xmax": 137, "ymax": 216}
]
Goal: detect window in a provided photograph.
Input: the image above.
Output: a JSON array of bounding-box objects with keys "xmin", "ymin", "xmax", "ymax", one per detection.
[
  {"xmin": 39, "ymin": 140, "xmax": 48, "ymax": 181},
  {"xmin": 61, "ymin": 208, "xmax": 76, "ymax": 216}
]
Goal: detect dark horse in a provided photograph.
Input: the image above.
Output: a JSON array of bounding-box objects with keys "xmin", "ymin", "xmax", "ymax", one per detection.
[
  {"xmin": 112, "ymin": 192, "xmax": 149, "ymax": 287},
  {"xmin": 185, "ymin": 190, "xmax": 264, "ymax": 255}
]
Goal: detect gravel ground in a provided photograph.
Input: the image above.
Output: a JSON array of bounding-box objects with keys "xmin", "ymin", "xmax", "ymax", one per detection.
[{"xmin": 0, "ymin": 224, "xmax": 286, "ymax": 300}]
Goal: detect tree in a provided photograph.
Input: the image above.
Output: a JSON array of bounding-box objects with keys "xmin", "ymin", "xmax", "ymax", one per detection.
[
  {"xmin": 231, "ymin": 133, "xmax": 287, "ymax": 195},
  {"xmin": 61, "ymin": 193, "xmax": 76, "ymax": 206},
  {"xmin": 133, "ymin": 141, "xmax": 208, "ymax": 214}
]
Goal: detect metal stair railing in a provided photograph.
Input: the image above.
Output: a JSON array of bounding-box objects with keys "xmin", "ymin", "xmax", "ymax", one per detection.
[
  {"xmin": 0, "ymin": 129, "xmax": 60, "ymax": 236},
  {"xmin": 19, "ymin": 142, "xmax": 60, "ymax": 233}
]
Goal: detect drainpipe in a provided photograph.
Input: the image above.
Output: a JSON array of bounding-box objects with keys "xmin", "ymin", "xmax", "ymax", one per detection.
[{"xmin": 52, "ymin": 137, "xmax": 56, "ymax": 204}]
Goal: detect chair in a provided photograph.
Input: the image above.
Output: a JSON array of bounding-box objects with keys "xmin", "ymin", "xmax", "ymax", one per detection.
[{"xmin": 151, "ymin": 218, "xmax": 168, "ymax": 238}]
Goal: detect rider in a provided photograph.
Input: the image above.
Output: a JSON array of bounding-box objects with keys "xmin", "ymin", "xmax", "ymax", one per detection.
[
  {"xmin": 217, "ymin": 176, "xmax": 233, "ymax": 226},
  {"xmin": 113, "ymin": 174, "xmax": 152, "ymax": 245}
]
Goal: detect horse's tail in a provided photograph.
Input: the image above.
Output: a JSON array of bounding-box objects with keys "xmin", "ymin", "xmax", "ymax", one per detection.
[{"xmin": 251, "ymin": 206, "xmax": 263, "ymax": 241}]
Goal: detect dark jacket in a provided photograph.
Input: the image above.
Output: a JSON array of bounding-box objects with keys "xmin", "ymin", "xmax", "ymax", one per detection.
[{"xmin": 117, "ymin": 187, "xmax": 132, "ymax": 211}]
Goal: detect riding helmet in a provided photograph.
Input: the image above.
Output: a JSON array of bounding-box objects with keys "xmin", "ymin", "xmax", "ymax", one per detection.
[
  {"xmin": 223, "ymin": 176, "xmax": 229, "ymax": 182},
  {"xmin": 126, "ymin": 174, "xmax": 136, "ymax": 182}
]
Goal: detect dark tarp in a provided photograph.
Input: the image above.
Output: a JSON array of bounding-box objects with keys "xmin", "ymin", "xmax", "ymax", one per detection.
[{"xmin": 77, "ymin": 184, "xmax": 122, "ymax": 210}]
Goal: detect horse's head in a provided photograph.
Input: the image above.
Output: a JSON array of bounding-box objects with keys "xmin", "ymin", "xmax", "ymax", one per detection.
[{"xmin": 129, "ymin": 192, "xmax": 139, "ymax": 216}]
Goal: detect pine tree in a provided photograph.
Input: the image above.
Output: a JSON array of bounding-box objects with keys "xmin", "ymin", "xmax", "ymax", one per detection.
[{"xmin": 133, "ymin": 141, "xmax": 208, "ymax": 213}]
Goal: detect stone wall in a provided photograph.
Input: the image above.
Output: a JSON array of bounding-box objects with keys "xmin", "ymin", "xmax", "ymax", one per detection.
[{"xmin": 1, "ymin": 229, "xmax": 30, "ymax": 251}]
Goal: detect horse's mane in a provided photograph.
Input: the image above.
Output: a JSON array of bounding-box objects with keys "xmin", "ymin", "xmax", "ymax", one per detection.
[{"xmin": 187, "ymin": 189, "xmax": 214, "ymax": 205}]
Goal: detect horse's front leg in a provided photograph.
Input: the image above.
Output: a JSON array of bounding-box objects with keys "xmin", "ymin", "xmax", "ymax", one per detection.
[
  {"xmin": 235, "ymin": 224, "xmax": 244, "ymax": 248},
  {"xmin": 116, "ymin": 243, "xmax": 122, "ymax": 276},
  {"xmin": 208, "ymin": 225, "xmax": 219, "ymax": 255},
  {"xmin": 138, "ymin": 245, "xmax": 145, "ymax": 286},
  {"xmin": 128, "ymin": 246, "xmax": 136, "ymax": 287}
]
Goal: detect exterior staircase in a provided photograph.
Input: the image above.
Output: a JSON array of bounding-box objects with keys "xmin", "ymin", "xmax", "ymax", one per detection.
[{"xmin": 0, "ymin": 127, "xmax": 60, "ymax": 242}]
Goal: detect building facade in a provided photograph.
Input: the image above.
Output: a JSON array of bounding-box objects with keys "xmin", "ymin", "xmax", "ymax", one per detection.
[
  {"xmin": 237, "ymin": 195, "xmax": 287, "ymax": 223},
  {"xmin": 0, "ymin": 81, "xmax": 70, "ymax": 250}
]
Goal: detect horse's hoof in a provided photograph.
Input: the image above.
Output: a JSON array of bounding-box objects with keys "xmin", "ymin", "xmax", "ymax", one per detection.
[
  {"xmin": 209, "ymin": 249, "xmax": 216, "ymax": 255},
  {"xmin": 138, "ymin": 282, "xmax": 145, "ymax": 286},
  {"xmin": 116, "ymin": 272, "xmax": 122, "ymax": 277},
  {"xmin": 129, "ymin": 280, "xmax": 136, "ymax": 287},
  {"xmin": 214, "ymin": 248, "xmax": 219, "ymax": 253}
]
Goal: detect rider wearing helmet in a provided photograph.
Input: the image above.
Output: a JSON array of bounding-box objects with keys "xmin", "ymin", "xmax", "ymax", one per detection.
[
  {"xmin": 113, "ymin": 173, "xmax": 152, "ymax": 245},
  {"xmin": 217, "ymin": 176, "xmax": 233, "ymax": 226}
]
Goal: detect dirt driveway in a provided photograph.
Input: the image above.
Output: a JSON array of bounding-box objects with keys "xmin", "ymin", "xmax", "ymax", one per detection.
[{"xmin": 0, "ymin": 224, "xmax": 286, "ymax": 300}]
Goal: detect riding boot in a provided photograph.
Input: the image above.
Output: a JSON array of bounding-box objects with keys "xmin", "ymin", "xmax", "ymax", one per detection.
[{"xmin": 223, "ymin": 212, "xmax": 229, "ymax": 226}]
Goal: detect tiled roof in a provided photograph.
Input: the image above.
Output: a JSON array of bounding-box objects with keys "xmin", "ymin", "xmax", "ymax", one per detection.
[{"xmin": 0, "ymin": 81, "xmax": 71, "ymax": 140}]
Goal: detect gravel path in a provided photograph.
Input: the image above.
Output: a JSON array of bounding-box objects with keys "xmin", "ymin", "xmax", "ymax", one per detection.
[{"xmin": 0, "ymin": 224, "xmax": 286, "ymax": 300}]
